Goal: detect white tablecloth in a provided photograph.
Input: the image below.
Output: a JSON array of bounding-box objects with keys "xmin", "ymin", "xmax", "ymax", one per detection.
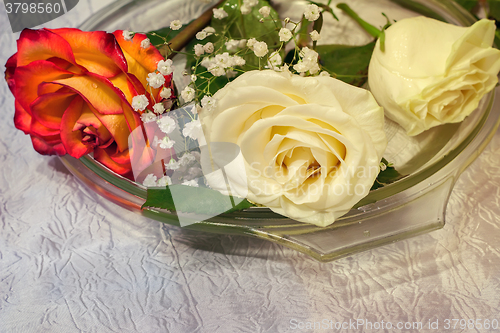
[{"xmin": 1, "ymin": 1, "xmax": 500, "ymax": 332}]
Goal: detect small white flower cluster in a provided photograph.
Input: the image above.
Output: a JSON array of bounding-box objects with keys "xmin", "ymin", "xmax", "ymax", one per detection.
[
  {"xmin": 213, "ymin": 8, "xmax": 228, "ymax": 20},
  {"xmin": 132, "ymin": 58, "xmax": 174, "ymax": 123},
  {"xmin": 247, "ymin": 38, "xmax": 268, "ymax": 58},
  {"xmin": 170, "ymin": 20, "xmax": 182, "ymax": 31},
  {"xmin": 225, "ymin": 39, "xmax": 247, "ymax": 52},
  {"xmin": 143, "ymin": 174, "xmax": 173, "ymax": 187},
  {"xmin": 196, "ymin": 26, "xmax": 216, "ymax": 40},
  {"xmin": 200, "ymin": 52, "xmax": 246, "ymax": 77},
  {"xmin": 194, "ymin": 42, "xmax": 214, "ymax": 57},
  {"xmin": 304, "ymin": 4, "xmax": 321, "ymax": 21},
  {"xmin": 293, "ymin": 47, "xmax": 320, "ymax": 75},
  {"xmin": 241, "ymin": 0, "xmax": 259, "ymax": 15}
]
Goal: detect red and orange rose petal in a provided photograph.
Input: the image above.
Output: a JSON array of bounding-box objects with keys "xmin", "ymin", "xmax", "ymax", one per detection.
[
  {"xmin": 60, "ymin": 97, "xmax": 94, "ymax": 159},
  {"xmin": 14, "ymin": 101, "xmax": 32, "ymax": 135},
  {"xmin": 31, "ymin": 134, "xmax": 66, "ymax": 156},
  {"xmin": 14, "ymin": 60, "xmax": 73, "ymax": 113},
  {"xmin": 50, "ymin": 74, "xmax": 126, "ymax": 115},
  {"xmin": 30, "ymin": 91, "xmax": 76, "ymax": 130},
  {"xmin": 94, "ymin": 145, "xmax": 132, "ymax": 176},
  {"xmin": 48, "ymin": 28, "xmax": 128, "ymax": 78},
  {"xmin": 113, "ymin": 31, "xmax": 164, "ymax": 89},
  {"xmin": 16, "ymin": 29, "xmax": 76, "ymax": 68}
]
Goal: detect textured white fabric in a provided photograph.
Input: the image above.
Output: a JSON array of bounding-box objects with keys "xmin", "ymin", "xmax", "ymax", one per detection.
[{"xmin": 1, "ymin": 1, "xmax": 500, "ymax": 332}]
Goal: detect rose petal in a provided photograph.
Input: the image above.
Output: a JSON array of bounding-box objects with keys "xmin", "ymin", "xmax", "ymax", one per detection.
[
  {"xmin": 48, "ymin": 28, "xmax": 128, "ymax": 77},
  {"xmin": 5, "ymin": 53, "xmax": 17, "ymax": 92},
  {"xmin": 31, "ymin": 134, "xmax": 66, "ymax": 156},
  {"xmin": 113, "ymin": 31, "xmax": 164, "ymax": 88},
  {"xmin": 14, "ymin": 100, "xmax": 32, "ymax": 134},
  {"xmin": 50, "ymin": 73, "xmax": 126, "ymax": 115},
  {"xmin": 31, "ymin": 91, "xmax": 77, "ymax": 129},
  {"xmin": 14, "ymin": 60, "xmax": 73, "ymax": 114},
  {"xmin": 60, "ymin": 96, "xmax": 93, "ymax": 159},
  {"xmin": 94, "ymin": 144, "xmax": 132, "ymax": 176},
  {"xmin": 16, "ymin": 29, "xmax": 77, "ymax": 67}
]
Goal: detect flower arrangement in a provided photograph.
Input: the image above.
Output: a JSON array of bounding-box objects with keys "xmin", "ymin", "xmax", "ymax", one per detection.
[{"xmin": 5, "ymin": 0, "xmax": 500, "ymax": 227}]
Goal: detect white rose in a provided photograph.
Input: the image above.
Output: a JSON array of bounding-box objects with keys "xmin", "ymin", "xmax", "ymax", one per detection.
[
  {"xmin": 368, "ymin": 17, "xmax": 500, "ymax": 136},
  {"xmin": 200, "ymin": 70, "xmax": 386, "ymax": 227}
]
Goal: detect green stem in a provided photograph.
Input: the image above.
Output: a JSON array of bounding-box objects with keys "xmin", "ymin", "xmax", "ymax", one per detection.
[{"xmin": 336, "ymin": 3, "xmax": 381, "ymax": 38}]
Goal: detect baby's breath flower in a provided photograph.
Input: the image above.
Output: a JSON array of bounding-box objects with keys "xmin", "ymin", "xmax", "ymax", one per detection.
[
  {"xmin": 157, "ymin": 115, "xmax": 176, "ymax": 134},
  {"xmin": 201, "ymin": 95, "xmax": 217, "ymax": 113},
  {"xmin": 182, "ymin": 179, "xmax": 199, "ymax": 187},
  {"xmin": 170, "ymin": 20, "xmax": 182, "ymax": 30},
  {"xmin": 259, "ymin": 6, "xmax": 271, "ymax": 18},
  {"xmin": 141, "ymin": 112, "xmax": 157, "ymax": 123},
  {"xmin": 153, "ymin": 103, "xmax": 165, "ymax": 114},
  {"xmin": 204, "ymin": 42, "xmax": 214, "ymax": 53},
  {"xmin": 240, "ymin": 4, "xmax": 251, "ymax": 15},
  {"xmin": 132, "ymin": 94, "xmax": 149, "ymax": 112},
  {"xmin": 209, "ymin": 66, "xmax": 226, "ymax": 77},
  {"xmin": 304, "ymin": 4, "xmax": 320, "ymax": 21},
  {"xmin": 159, "ymin": 136, "xmax": 175, "ymax": 149},
  {"xmin": 253, "ymin": 41, "xmax": 269, "ymax": 58},
  {"xmin": 194, "ymin": 44, "xmax": 205, "ymax": 57},
  {"xmin": 319, "ymin": 71, "xmax": 330, "ymax": 77},
  {"xmin": 243, "ymin": 0, "xmax": 258, "ymax": 7},
  {"xmin": 279, "ymin": 28, "xmax": 293, "ymax": 42},
  {"xmin": 268, "ymin": 51, "xmax": 283, "ymax": 69},
  {"xmin": 196, "ymin": 31, "xmax": 208, "ymax": 40},
  {"xmin": 225, "ymin": 39, "xmax": 240, "ymax": 52},
  {"xmin": 232, "ymin": 55, "xmax": 246, "ymax": 67},
  {"xmin": 143, "ymin": 174, "xmax": 157, "ymax": 187},
  {"xmin": 215, "ymin": 52, "xmax": 233, "ymax": 68},
  {"xmin": 204, "ymin": 27, "xmax": 216, "ymax": 35},
  {"xmin": 238, "ymin": 39, "xmax": 247, "ymax": 48},
  {"xmin": 140, "ymin": 38, "xmax": 151, "ymax": 49},
  {"xmin": 310, "ymin": 30, "xmax": 321, "ymax": 41},
  {"xmin": 147, "ymin": 72, "xmax": 166, "ymax": 89},
  {"xmin": 182, "ymin": 119, "xmax": 203, "ymax": 140},
  {"xmin": 157, "ymin": 59, "xmax": 174, "ymax": 76},
  {"xmin": 181, "ymin": 86, "xmax": 196, "ymax": 103},
  {"xmin": 200, "ymin": 57, "xmax": 214, "ymax": 69},
  {"xmin": 213, "ymin": 8, "xmax": 228, "ymax": 19},
  {"xmin": 293, "ymin": 47, "xmax": 320, "ymax": 74},
  {"xmin": 247, "ymin": 38, "xmax": 257, "ymax": 49},
  {"xmin": 160, "ymin": 87, "xmax": 172, "ymax": 99},
  {"xmin": 191, "ymin": 74, "xmax": 197, "ymax": 82},
  {"xmin": 157, "ymin": 175, "xmax": 172, "ymax": 187},
  {"xmin": 122, "ymin": 30, "xmax": 134, "ymax": 41},
  {"xmin": 165, "ymin": 159, "xmax": 180, "ymax": 171}
]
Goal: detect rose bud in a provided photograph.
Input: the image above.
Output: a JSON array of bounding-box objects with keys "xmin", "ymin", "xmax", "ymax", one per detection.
[{"xmin": 368, "ymin": 17, "xmax": 500, "ymax": 136}]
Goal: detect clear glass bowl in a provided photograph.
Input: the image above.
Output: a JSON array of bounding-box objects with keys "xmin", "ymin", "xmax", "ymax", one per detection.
[{"xmin": 60, "ymin": 0, "xmax": 500, "ymax": 262}]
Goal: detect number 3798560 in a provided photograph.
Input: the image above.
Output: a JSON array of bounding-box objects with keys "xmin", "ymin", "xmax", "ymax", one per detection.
[{"xmin": 5, "ymin": 2, "xmax": 62, "ymax": 14}]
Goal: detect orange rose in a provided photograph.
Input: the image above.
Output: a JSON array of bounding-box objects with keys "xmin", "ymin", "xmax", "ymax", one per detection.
[{"xmin": 4, "ymin": 28, "xmax": 173, "ymax": 177}]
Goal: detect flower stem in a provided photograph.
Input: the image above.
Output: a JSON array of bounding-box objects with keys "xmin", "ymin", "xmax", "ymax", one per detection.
[{"xmin": 336, "ymin": 3, "xmax": 381, "ymax": 39}]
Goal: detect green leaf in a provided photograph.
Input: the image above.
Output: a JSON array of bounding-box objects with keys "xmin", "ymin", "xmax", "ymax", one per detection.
[
  {"xmin": 389, "ymin": 0, "xmax": 446, "ymax": 21},
  {"xmin": 143, "ymin": 185, "xmax": 255, "ymax": 215},
  {"xmin": 489, "ymin": 0, "xmax": 500, "ymax": 20},
  {"xmin": 316, "ymin": 41, "xmax": 376, "ymax": 87},
  {"xmin": 185, "ymin": 0, "xmax": 280, "ymax": 98},
  {"xmin": 456, "ymin": 0, "xmax": 479, "ymax": 12},
  {"xmin": 371, "ymin": 158, "xmax": 405, "ymax": 190}
]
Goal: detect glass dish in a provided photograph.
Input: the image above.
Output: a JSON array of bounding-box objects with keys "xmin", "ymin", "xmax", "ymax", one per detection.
[{"xmin": 60, "ymin": 0, "xmax": 500, "ymax": 262}]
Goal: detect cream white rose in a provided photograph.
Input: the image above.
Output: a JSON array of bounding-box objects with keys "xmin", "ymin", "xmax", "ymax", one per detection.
[
  {"xmin": 200, "ymin": 70, "xmax": 387, "ymax": 227},
  {"xmin": 368, "ymin": 17, "xmax": 500, "ymax": 136}
]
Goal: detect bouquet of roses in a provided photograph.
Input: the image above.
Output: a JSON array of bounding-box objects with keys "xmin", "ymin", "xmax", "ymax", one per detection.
[{"xmin": 5, "ymin": 0, "xmax": 500, "ymax": 227}]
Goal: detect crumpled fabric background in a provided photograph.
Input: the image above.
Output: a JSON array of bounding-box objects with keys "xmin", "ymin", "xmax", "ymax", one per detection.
[{"xmin": 1, "ymin": 1, "xmax": 500, "ymax": 332}]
